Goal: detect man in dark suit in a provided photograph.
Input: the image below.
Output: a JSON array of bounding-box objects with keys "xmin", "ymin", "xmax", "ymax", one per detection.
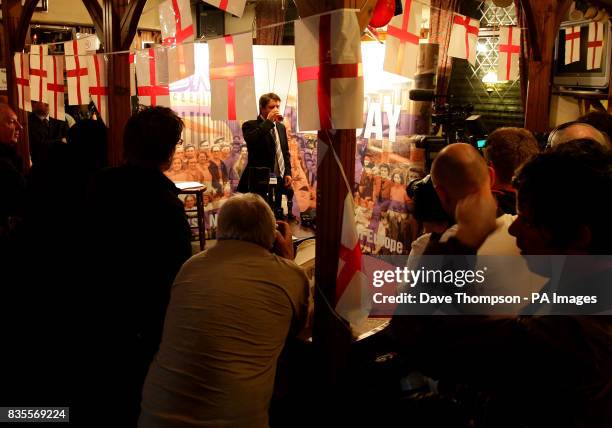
[
  {"xmin": 28, "ymin": 101, "xmax": 69, "ymax": 165},
  {"xmin": 239, "ymin": 93, "xmax": 292, "ymax": 218}
]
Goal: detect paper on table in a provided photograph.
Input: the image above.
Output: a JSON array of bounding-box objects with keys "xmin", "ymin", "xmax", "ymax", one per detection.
[{"xmin": 175, "ymin": 181, "xmax": 205, "ymax": 190}]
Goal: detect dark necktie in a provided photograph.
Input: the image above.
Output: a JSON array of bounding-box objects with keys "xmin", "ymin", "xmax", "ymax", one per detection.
[{"xmin": 42, "ymin": 118, "xmax": 49, "ymax": 127}]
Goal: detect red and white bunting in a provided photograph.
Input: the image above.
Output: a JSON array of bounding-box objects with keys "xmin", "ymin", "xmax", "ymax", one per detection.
[
  {"xmin": 167, "ymin": 44, "xmax": 196, "ymax": 83},
  {"xmin": 294, "ymin": 10, "xmax": 364, "ymax": 131},
  {"xmin": 448, "ymin": 13, "xmax": 480, "ymax": 66},
  {"xmin": 129, "ymin": 53, "xmax": 137, "ymax": 97},
  {"xmin": 201, "ymin": 0, "xmax": 247, "ymax": 18},
  {"xmin": 29, "ymin": 44, "xmax": 48, "ymax": 103},
  {"xmin": 45, "ymin": 55, "xmax": 65, "ymax": 121},
  {"xmin": 383, "ymin": 0, "xmax": 422, "ymax": 78},
  {"xmin": 497, "ymin": 26, "xmax": 521, "ymax": 82},
  {"xmin": 335, "ymin": 193, "xmax": 370, "ymax": 328},
  {"xmin": 135, "ymin": 47, "xmax": 171, "ymax": 107},
  {"xmin": 64, "ymin": 39, "xmax": 90, "ymax": 105},
  {"xmin": 87, "ymin": 54, "xmax": 109, "ymax": 125},
  {"xmin": 159, "ymin": 0, "xmax": 194, "ymax": 45},
  {"xmin": 208, "ymin": 32, "xmax": 256, "ymax": 121},
  {"xmin": 587, "ymin": 22, "xmax": 604, "ymax": 71},
  {"xmin": 564, "ymin": 25, "xmax": 581, "ymax": 65},
  {"xmin": 13, "ymin": 53, "xmax": 31, "ymax": 112}
]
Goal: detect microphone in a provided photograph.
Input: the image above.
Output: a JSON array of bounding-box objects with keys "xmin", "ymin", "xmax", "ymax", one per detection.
[{"xmin": 409, "ymin": 89, "xmax": 437, "ymax": 102}]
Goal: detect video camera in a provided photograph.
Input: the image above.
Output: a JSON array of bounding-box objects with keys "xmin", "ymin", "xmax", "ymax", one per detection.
[
  {"xmin": 407, "ymin": 174, "xmax": 453, "ymax": 225},
  {"xmin": 409, "ymin": 89, "xmax": 489, "ymax": 170}
]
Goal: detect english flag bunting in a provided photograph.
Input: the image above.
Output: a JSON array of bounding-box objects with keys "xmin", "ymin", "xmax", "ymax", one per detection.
[
  {"xmin": 448, "ymin": 13, "xmax": 480, "ymax": 66},
  {"xmin": 159, "ymin": 0, "xmax": 194, "ymax": 45},
  {"xmin": 136, "ymin": 47, "xmax": 171, "ymax": 107},
  {"xmin": 64, "ymin": 39, "xmax": 91, "ymax": 105},
  {"xmin": 208, "ymin": 32, "xmax": 257, "ymax": 121},
  {"xmin": 497, "ymin": 26, "xmax": 521, "ymax": 82},
  {"xmin": 129, "ymin": 53, "xmax": 137, "ymax": 97},
  {"xmin": 13, "ymin": 53, "xmax": 31, "ymax": 112},
  {"xmin": 383, "ymin": 0, "xmax": 422, "ymax": 78},
  {"xmin": 335, "ymin": 193, "xmax": 371, "ymax": 328},
  {"xmin": 294, "ymin": 10, "xmax": 364, "ymax": 131},
  {"xmin": 87, "ymin": 54, "xmax": 109, "ymax": 125},
  {"xmin": 201, "ymin": 0, "xmax": 247, "ymax": 18},
  {"xmin": 565, "ymin": 25, "xmax": 581, "ymax": 65},
  {"xmin": 587, "ymin": 22, "xmax": 604, "ymax": 70},
  {"xmin": 45, "ymin": 55, "xmax": 65, "ymax": 120},
  {"xmin": 29, "ymin": 44, "xmax": 48, "ymax": 103},
  {"xmin": 159, "ymin": 0, "xmax": 195, "ymax": 83}
]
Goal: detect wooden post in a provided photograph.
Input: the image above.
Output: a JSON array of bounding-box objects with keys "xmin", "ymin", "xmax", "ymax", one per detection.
[
  {"xmin": 294, "ymin": 0, "xmax": 376, "ymax": 405},
  {"xmin": 1, "ymin": 0, "xmax": 38, "ymax": 170},
  {"xmin": 101, "ymin": 0, "xmax": 147, "ymax": 166},
  {"xmin": 411, "ymin": 43, "xmax": 439, "ymax": 135},
  {"xmin": 523, "ymin": 0, "xmax": 572, "ymax": 132}
]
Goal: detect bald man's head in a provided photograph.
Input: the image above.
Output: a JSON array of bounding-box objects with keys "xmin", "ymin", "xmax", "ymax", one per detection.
[
  {"xmin": 0, "ymin": 104, "xmax": 22, "ymax": 145},
  {"xmin": 431, "ymin": 143, "xmax": 490, "ymax": 216},
  {"xmin": 548, "ymin": 122, "xmax": 609, "ymax": 150}
]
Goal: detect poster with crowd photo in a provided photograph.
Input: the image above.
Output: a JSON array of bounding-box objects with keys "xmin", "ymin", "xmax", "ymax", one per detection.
[
  {"xmin": 354, "ymin": 42, "xmax": 425, "ymax": 256},
  {"xmin": 164, "ymin": 44, "xmax": 317, "ymax": 240},
  {"xmin": 162, "ymin": 42, "xmax": 422, "ymax": 250}
]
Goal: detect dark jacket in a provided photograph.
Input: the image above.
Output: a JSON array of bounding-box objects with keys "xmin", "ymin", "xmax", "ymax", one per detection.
[
  {"xmin": 27, "ymin": 112, "xmax": 69, "ymax": 165},
  {"xmin": 0, "ymin": 142, "xmax": 25, "ymax": 227},
  {"xmin": 87, "ymin": 164, "xmax": 192, "ymax": 423},
  {"xmin": 391, "ymin": 237, "xmax": 612, "ymax": 427},
  {"xmin": 238, "ymin": 117, "xmax": 291, "ymax": 193}
]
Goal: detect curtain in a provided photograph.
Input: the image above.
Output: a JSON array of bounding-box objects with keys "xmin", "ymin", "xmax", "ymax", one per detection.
[
  {"xmin": 429, "ymin": 0, "xmax": 460, "ymax": 102},
  {"xmin": 255, "ymin": 0, "xmax": 284, "ymax": 45},
  {"xmin": 514, "ymin": 0, "xmax": 529, "ymax": 110}
]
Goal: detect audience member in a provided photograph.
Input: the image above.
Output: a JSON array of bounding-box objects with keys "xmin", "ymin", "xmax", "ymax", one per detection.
[
  {"xmin": 88, "ymin": 107, "xmax": 192, "ymax": 425},
  {"xmin": 547, "ymin": 121, "xmax": 608, "ymax": 150},
  {"xmin": 484, "ymin": 127, "xmax": 540, "ymax": 214},
  {"xmin": 139, "ymin": 193, "xmax": 309, "ymax": 428},
  {"xmin": 578, "ymin": 110, "xmax": 612, "ymax": 145},
  {"xmin": 0, "ymin": 104, "xmax": 25, "ymax": 242},
  {"xmin": 392, "ymin": 142, "xmax": 612, "ymax": 427},
  {"xmin": 28, "ymin": 101, "xmax": 69, "ymax": 165}
]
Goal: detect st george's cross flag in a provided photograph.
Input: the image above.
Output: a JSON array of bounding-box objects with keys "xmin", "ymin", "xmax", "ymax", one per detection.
[
  {"xmin": 159, "ymin": 0, "xmax": 195, "ymax": 83},
  {"xmin": 64, "ymin": 39, "xmax": 91, "ymax": 105},
  {"xmin": 565, "ymin": 25, "xmax": 581, "ymax": 65},
  {"xmin": 45, "ymin": 55, "xmax": 65, "ymax": 120},
  {"xmin": 87, "ymin": 54, "xmax": 109, "ymax": 125},
  {"xmin": 448, "ymin": 13, "xmax": 480, "ymax": 66},
  {"xmin": 129, "ymin": 53, "xmax": 137, "ymax": 97},
  {"xmin": 29, "ymin": 44, "xmax": 48, "ymax": 103},
  {"xmin": 13, "ymin": 53, "xmax": 31, "ymax": 112},
  {"xmin": 497, "ymin": 26, "xmax": 521, "ymax": 82},
  {"xmin": 201, "ymin": 0, "xmax": 247, "ymax": 18},
  {"xmin": 383, "ymin": 0, "xmax": 422, "ymax": 78},
  {"xmin": 587, "ymin": 21, "xmax": 605, "ymax": 70},
  {"xmin": 208, "ymin": 32, "xmax": 257, "ymax": 121},
  {"xmin": 335, "ymin": 193, "xmax": 371, "ymax": 328},
  {"xmin": 294, "ymin": 9, "xmax": 364, "ymax": 131},
  {"xmin": 136, "ymin": 47, "xmax": 171, "ymax": 107}
]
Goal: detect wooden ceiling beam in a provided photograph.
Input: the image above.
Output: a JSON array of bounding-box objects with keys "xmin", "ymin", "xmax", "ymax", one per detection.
[
  {"xmin": 81, "ymin": 0, "xmax": 105, "ymax": 40},
  {"xmin": 119, "ymin": 0, "xmax": 147, "ymax": 51}
]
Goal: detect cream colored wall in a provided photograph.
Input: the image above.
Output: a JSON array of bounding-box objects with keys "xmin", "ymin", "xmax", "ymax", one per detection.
[
  {"xmin": 138, "ymin": 0, "xmax": 162, "ymax": 30},
  {"xmin": 550, "ymin": 95, "xmax": 582, "ymax": 128},
  {"xmin": 31, "ymin": 0, "xmax": 161, "ymax": 30},
  {"xmin": 31, "ymin": 0, "xmax": 93, "ymax": 25}
]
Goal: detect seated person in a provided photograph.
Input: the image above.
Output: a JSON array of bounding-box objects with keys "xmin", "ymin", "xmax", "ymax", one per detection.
[{"xmin": 139, "ymin": 193, "xmax": 310, "ymax": 428}]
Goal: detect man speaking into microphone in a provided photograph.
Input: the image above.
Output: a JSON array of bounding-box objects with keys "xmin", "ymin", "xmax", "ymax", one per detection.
[{"xmin": 238, "ymin": 93, "xmax": 292, "ymax": 218}]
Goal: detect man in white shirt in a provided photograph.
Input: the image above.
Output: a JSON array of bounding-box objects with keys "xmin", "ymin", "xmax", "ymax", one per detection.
[{"xmin": 139, "ymin": 193, "xmax": 309, "ymax": 428}]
